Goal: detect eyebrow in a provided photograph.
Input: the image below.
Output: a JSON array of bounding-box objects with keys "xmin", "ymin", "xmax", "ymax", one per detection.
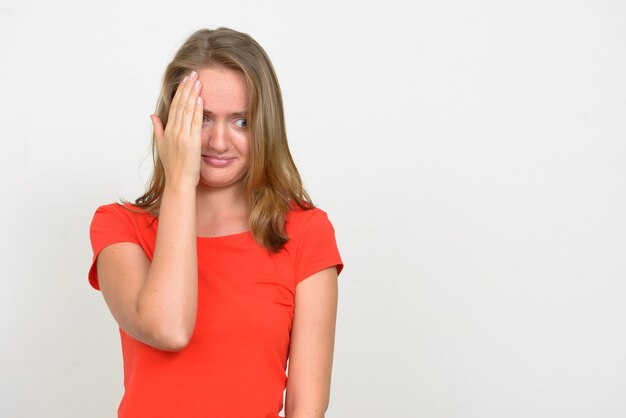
[{"xmin": 202, "ymin": 110, "xmax": 247, "ymax": 118}]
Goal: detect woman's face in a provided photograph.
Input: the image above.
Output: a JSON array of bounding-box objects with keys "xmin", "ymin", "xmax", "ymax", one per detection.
[{"xmin": 196, "ymin": 67, "xmax": 251, "ymax": 191}]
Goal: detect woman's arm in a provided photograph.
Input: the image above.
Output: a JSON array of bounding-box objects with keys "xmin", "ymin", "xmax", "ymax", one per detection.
[
  {"xmin": 96, "ymin": 184, "xmax": 198, "ymax": 352},
  {"xmin": 95, "ymin": 71, "xmax": 204, "ymax": 352},
  {"xmin": 285, "ymin": 267, "xmax": 339, "ymax": 418}
]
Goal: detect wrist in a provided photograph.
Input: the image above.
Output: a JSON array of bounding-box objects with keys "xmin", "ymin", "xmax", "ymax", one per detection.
[{"xmin": 163, "ymin": 181, "xmax": 197, "ymax": 196}]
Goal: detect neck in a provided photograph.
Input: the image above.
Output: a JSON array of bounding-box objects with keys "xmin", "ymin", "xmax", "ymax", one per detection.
[
  {"xmin": 195, "ymin": 183, "xmax": 248, "ymax": 218},
  {"xmin": 194, "ymin": 184, "xmax": 249, "ymax": 237}
]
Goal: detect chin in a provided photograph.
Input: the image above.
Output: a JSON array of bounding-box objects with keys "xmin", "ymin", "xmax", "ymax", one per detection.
[{"xmin": 198, "ymin": 176, "xmax": 245, "ymax": 190}]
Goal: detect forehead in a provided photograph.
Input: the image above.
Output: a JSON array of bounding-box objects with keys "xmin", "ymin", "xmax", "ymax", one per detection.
[{"xmin": 196, "ymin": 67, "xmax": 248, "ymax": 112}]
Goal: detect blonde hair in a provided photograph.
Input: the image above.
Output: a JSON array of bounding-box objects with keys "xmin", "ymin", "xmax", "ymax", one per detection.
[{"xmin": 125, "ymin": 27, "xmax": 312, "ymax": 252}]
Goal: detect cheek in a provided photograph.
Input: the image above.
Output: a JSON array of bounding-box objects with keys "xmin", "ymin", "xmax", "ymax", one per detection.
[
  {"xmin": 200, "ymin": 126, "xmax": 210, "ymax": 141},
  {"xmin": 232, "ymin": 131, "xmax": 251, "ymax": 159}
]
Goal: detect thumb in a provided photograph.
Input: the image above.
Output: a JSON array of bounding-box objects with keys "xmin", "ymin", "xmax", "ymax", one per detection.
[{"xmin": 150, "ymin": 114, "xmax": 164, "ymax": 141}]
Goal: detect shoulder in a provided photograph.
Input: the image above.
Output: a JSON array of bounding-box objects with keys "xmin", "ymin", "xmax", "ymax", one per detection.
[
  {"xmin": 93, "ymin": 202, "xmax": 148, "ymax": 216},
  {"xmin": 92, "ymin": 202, "xmax": 154, "ymax": 222},
  {"xmin": 285, "ymin": 206, "xmax": 334, "ymax": 238},
  {"xmin": 90, "ymin": 202, "xmax": 157, "ymax": 233},
  {"xmin": 284, "ymin": 205, "xmax": 343, "ymax": 282},
  {"xmin": 88, "ymin": 203, "xmax": 155, "ymax": 290},
  {"xmin": 284, "ymin": 205, "xmax": 339, "ymax": 250}
]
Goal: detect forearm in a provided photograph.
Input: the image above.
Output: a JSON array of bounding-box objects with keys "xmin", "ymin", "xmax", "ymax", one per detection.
[
  {"xmin": 286, "ymin": 410, "xmax": 324, "ymax": 418},
  {"xmin": 285, "ymin": 393, "xmax": 329, "ymax": 418},
  {"xmin": 136, "ymin": 183, "xmax": 198, "ymax": 348}
]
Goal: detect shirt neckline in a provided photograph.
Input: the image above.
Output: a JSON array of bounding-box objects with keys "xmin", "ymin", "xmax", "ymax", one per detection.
[
  {"xmin": 150, "ymin": 212, "xmax": 252, "ymax": 242},
  {"xmin": 196, "ymin": 230, "xmax": 252, "ymax": 242}
]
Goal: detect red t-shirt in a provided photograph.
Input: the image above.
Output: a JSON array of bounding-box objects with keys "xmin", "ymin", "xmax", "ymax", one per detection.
[{"xmin": 88, "ymin": 203, "xmax": 343, "ymax": 417}]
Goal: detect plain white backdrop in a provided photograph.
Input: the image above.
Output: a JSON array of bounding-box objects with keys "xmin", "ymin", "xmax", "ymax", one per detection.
[{"xmin": 1, "ymin": 0, "xmax": 625, "ymax": 417}]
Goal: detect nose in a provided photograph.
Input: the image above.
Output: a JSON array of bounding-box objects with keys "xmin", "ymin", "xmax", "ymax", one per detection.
[{"xmin": 205, "ymin": 122, "xmax": 229, "ymax": 154}]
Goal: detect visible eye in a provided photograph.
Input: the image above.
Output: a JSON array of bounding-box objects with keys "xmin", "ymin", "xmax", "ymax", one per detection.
[
  {"xmin": 202, "ymin": 115, "xmax": 211, "ymax": 126},
  {"xmin": 234, "ymin": 118, "xmax": 248, "ymax": 129}
]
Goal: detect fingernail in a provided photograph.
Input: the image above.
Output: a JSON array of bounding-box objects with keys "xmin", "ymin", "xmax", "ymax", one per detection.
[
  {"xmin": 181, "ymin": 75, "xmax": 188, "ymax": 84},
  {"xmin": 190, "ymin": 70, "xmax": 197, "ymax": 79}
]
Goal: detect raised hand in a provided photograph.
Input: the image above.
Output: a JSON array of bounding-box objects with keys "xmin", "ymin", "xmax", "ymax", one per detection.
[{"xmin": 150, "ymin": 71, "xmax": 204, "ymax": 188}]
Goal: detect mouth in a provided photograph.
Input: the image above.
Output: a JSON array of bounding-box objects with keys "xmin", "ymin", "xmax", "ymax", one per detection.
[{"xmin": 202, "ymin": 155, "xmax": 235, "ymax": 168}]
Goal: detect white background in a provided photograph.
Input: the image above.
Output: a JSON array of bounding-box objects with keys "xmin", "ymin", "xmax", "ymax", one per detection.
[{"xmin": 1, "ymin": 0, "xmax": 625, "ymax": 417}]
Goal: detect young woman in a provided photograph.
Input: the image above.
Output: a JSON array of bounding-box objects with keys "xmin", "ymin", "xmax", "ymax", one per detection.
[{"xmin": 88, "ymin": 27, "xmax": 343, "ymax": 418}]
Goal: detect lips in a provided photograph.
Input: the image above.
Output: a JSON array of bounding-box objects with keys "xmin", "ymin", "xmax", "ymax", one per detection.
[{"xmin": 202, "ymin": 155, "xmax": 235, "ymax": 168}]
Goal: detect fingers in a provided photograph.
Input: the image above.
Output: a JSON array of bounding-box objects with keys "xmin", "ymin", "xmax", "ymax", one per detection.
[
  {"xmin": 190, "ymin": 96, "xmax": 203, "ymax": 139},
  {"xmin": 154, "ymin": 71, "xmax": 203, "ymax": 187},
  {"xmin": 181, "ymin": 78, "xmax": 202, "ymax": 134},
  {"xmin": 168, "ymin": 74, "xmax": 188, "ymax": 129},
  {"xmin": 171, "ymin": 71, "xmax": 200, "ymax": 135}
]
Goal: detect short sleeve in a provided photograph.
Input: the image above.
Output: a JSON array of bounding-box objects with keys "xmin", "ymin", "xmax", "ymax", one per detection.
[
  {"xmin": 88, "ymin": 204, "xmax": 140, "ymax": 290},
  {"xmin": 293, "ymin": 210, "xmax": 344, "ymax": 285}
]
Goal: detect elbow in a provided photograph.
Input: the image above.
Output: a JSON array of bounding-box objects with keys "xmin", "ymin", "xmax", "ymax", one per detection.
[
  {"xmin": 160, "ymin": 333, "xmax": 192, "ymax": 352},
  {"xmin": 141, "ymin": 317, "xmax": 194, "ymax": 351},
  {"xmin": 135, "ymin": 304, "xmax": 196, "ymax": 351},
  {"xmin": 151, "ymin": 328, "xmax": 193, "ymax": 352}
]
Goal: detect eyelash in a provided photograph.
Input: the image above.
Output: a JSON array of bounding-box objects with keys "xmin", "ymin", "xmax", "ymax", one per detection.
[{"xmin": 202, "ymin": 117, "xmax": 248, "ymax": 129}]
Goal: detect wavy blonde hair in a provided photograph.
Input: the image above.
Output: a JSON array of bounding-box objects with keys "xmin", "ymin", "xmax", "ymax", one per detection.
[{"xmin": 125, "ymin": 27, "xmax": 312, "ymax": 252}]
